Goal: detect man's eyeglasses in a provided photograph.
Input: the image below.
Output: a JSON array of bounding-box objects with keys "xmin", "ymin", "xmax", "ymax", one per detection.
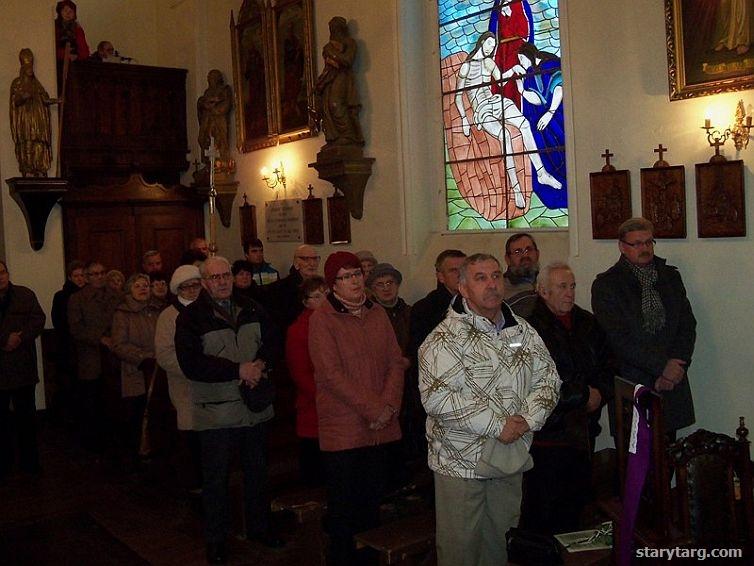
[
  {"xmin": 621, "ymin": 238, "xmax": 656, "ymax": 249},
  {"xmin": 205, "ymin": 272, "xmax": 232, "ymax": 281},
  {"xmin": 296, "ymin": 255, "xmax": 321, "ymax": 262},
  {"xmin": 509, "ymin": 246, "xmax": 536, "ymax": 257},
  {"xmin": 372, "ymin": 280, "xmax": 395, "ymax": 290},
  {"xmin": 335, "ymin": 270, "xmax": 363, "ymax": 281}
]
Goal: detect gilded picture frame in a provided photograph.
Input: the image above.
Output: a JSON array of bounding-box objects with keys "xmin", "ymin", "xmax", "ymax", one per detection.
[
  {"xmin": 231, "ymin": 0, "xmax": 316, "ymax": 152},
  {"xmin": 665, "ymin": 0, "xmax": 754, "ymax": 101}
]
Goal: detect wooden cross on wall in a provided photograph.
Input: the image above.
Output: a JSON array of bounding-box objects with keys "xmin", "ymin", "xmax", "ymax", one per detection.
[
  {"xmin": 601, "ymin": 148, "xmax": 615, "ymax": 172},
  {"xmin": 653, "ymin": 144, "xmax": 669, "ymax": 168}
]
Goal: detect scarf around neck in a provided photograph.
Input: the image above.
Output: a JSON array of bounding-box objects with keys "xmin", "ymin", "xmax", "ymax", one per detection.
[
  {"xmin": 334, "ymin": 291, "xmax": 366, "ymax": 317},
  {"xmin": 622, "ymin": 255, "xmax": 665, "ymax": 334}
]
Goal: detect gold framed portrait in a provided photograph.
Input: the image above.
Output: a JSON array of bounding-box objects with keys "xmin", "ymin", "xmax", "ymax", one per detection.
[
  {"xmin": 666, "ymin": 0, "xmax": 754, "ymax": 101},
  {"xmin": 230, "ymin": 0, "xmax": 317, "ymax": 152}
]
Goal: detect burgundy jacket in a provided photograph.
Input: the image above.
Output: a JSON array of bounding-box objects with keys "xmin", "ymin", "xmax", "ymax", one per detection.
[{"xmin": 309, "ymin": 295, "xmax": 404, "ymax": 452}]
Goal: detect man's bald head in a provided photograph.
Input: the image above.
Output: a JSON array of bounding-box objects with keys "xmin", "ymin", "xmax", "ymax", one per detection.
[{"xmin": 293, "ymin": 245, "xmax": 320, "ymax": 279}]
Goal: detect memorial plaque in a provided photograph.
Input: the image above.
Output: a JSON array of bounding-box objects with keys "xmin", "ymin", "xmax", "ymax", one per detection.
[
  {"xmin": 239, "ymin": 196, "xmax": 257, "ymax": 248},
  {"xmin": 696, "ymin": 160, "xmax": 746, "ymax": 238},
  {"xmin": 327, "ymin": 194, "xmax": 351, "ymax": 244},
  {"xmin": 265, "ymin": 199, "xmax": 303, "ymax": 242}
]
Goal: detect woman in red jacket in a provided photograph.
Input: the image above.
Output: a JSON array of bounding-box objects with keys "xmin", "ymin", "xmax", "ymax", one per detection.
[
  {"xmin": 309, "ymin": 252, "xmax": 405, "ymax": 566},
  {"xmin": 285, "ymin": 276, "xmax": 328, "ymax": 485}
]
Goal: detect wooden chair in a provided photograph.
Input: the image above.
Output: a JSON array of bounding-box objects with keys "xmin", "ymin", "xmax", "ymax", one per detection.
[{"xmin": 668, "ymin": 428, "xmax": 754, "ymax": 559}]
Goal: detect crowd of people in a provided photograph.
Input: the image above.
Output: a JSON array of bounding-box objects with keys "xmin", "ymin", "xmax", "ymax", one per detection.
[{"xmin": 0, "ymin": 216, "xmax": 697, "ymax": 565}]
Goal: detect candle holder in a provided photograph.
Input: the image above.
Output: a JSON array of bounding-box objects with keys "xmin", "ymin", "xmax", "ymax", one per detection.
[{"xmin": 702, "ymin": 100, "xmax": 753, "ymax": 162}]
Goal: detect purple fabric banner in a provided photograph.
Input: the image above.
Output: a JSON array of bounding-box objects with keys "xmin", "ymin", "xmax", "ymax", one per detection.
[{"xmin": 617, "ymin": 384, "xmax": 653, "ymax": 566}]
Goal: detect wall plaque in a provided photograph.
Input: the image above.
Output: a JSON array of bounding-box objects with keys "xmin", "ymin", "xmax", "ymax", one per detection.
[
  {"xmin": 265, "ymin": 198, "xmax": 302, "ymax": 242},
  {"xmin": 696, "ymin": 160, "xmax": 746, "ymax": 238}
]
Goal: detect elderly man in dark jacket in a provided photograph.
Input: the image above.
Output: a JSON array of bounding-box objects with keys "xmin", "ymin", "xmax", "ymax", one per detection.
[
  {"xmin": 592, "ymin": 217, "xmax": 696, "ymax": 434},
  {"xmin": 0, "ymin": 260, "xmax": 45, "ymax": 478},
  {"xmin": 521, "ymin": 261, "xmax": 613, "ymax": 535},
  {"xmin": 175, "ymin": 256, "xmax": 283, "ymax": 564}
]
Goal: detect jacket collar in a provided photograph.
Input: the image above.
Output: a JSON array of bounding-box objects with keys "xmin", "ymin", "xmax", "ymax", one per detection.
[
  {"xmin": 326, "ymin": 291, "xmax": 374, "ymax": 314},
  {"xmin": 449, "ymin": 294, "xmax": 517, "ymax": 331}
]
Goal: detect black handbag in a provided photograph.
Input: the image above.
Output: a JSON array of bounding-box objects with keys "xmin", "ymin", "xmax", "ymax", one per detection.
[
  {"xmin": 506, "ymin": 527, "xmax": 563, "ymax": 565},
  {"xmin": 239, "ymin": 375, "xmax": 275, "ymax": 412}
]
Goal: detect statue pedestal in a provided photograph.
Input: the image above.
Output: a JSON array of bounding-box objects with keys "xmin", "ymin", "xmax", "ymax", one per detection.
[
  {"xmin": 193, "ymin": 179, "xmax": 239, "ymax": 228},
  {"xmin": 5, "ymin": 177, "xmax": 69, "ymax": 251},
  {"xmin": 309, "ymin": 145, "xmax": 374, "ymax": 220}
]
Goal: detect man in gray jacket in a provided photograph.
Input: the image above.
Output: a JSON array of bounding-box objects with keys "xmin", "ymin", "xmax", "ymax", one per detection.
[{"xmin": 175, "ymin": 256, "xmax": 283, "ymax": 564}]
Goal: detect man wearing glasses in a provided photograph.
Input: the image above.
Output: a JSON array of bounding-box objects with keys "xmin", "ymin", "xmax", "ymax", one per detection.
[
  {"xmin": 175, "ymin": 256, "xmax": 283, "ymax": 563},
  {"xmin": 591, "ymin": 217, "xmax": 696, "ymax": 434},
  {"xmin": 267, "ymin": 244, "xmax": 321, "ymax": 330},
  {"xmin": 503, "ymin": 232, "xmax": 540, "ymax": 317}
]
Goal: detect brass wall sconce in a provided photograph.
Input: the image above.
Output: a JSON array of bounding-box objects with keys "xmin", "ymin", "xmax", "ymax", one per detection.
[
  {"xmin": 261, "ymin": 162, "xmax": 287, "ymax": 191},
  {"xmin": 702, "ymin": 100, "xmax": 753, "ymax": 162}
]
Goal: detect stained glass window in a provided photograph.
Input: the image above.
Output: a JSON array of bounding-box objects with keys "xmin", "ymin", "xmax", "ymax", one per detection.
[{"xmin": 439, "ymin": 0, "xmax": 567, "ymax": 230}]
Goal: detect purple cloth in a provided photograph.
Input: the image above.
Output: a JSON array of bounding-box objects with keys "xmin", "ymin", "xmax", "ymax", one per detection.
[{"xmin": 617, "ymin": 384, "xmax": 652, "ymax": 566}]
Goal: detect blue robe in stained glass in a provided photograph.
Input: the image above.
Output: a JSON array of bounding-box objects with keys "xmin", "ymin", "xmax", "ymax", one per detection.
[{"xmin": 521, "ymin": 58, "xmax": 567, "ymax": 209}]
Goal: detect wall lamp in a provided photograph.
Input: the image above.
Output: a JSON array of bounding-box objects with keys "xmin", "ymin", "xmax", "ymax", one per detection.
[
  {"xmin": 702, "ymin": 100, "xmax": 753, "ymax": 161},
  {"xmin": 261, "ymin": 162, "xmax": 287, "ymax": 190}
]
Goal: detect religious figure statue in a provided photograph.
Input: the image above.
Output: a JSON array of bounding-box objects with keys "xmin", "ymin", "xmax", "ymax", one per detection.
[
  {"xmin": 197, "ymin": 69, "xmax": 233, "ymax": 164},
  {"xmin": 10, "ymin": 49, "xmax": 59, "ymax": 178},
  {"xmin": 55, "ymin": 0, "xmax": 90, "ymax": 93},
  {"xmin": 313, "ymin": 17, "xmax": 364, "ymax": 147},
  {"xmin": 455, "ymin": 32, "xmax": 561, "ymax": 210}
]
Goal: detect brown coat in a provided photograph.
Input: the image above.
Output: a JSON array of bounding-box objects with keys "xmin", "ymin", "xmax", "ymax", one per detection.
[
  {"xmin": 68, "ymin": 285, "xmax": 120, "ymax": 381},
  {"xmin": 309, "ymin": 295, "xmax": 404, "ymax": 452},
  {"xmin": 0, "ymin": 284, "xmax": 45, "ymax": 391},
  {"xmin": 111, "ymin": 296, "xmax": 161, "ymax": 398}
]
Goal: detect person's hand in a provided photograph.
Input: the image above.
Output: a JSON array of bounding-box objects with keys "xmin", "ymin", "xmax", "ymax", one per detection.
[
  {"xmin": 586, "ymin": 386, "xmax": 602, "ymax": 413},
  {"xmin": 537, "ymin": 110, "xmax": 554, "ymax": 131},
  {"xmin": 369, "ymin": 405, "xmax": 396, "ymax": 431},
  {"xmin": 2, "ymin": 331, "xmax": 22, "ymax": 352},
  {"xmin": 499, "ymin": 415, "xmax": 530, "ymax": 444},
  {"xmin": 239, "ymin": 359, "xmax": 265, "ymax": 386},
  {"xmin": 654, "ymin": 376, "xmax": 675, "ymax": 392},
  {"xmin": 663, "ymin": 358, "xmax": 687, "ymax": 384}
]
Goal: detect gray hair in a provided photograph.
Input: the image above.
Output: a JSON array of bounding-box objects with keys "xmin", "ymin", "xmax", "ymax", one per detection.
[
  {"xmin": 618, "ymin": 217, "xmax": 654, "ymax": 240},
  {"xmin": 459, "ymin": 253, "xmax": 501, "ymax": 283},
  {"xmin": 537, "ymin": 261, "xmax": 573, "ymax": 293},
  {"xmin": 125, "ymin": 273, "xmax": 150, "ymax": 292},
  {"xmin": 200, "ymin": 256, "xmax": 231, "ymax": 277}
]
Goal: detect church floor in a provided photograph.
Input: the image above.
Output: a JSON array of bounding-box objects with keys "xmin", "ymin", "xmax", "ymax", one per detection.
[{"xmin": 0, "ymin": 416, "xmax": 324, "ymax": 566}]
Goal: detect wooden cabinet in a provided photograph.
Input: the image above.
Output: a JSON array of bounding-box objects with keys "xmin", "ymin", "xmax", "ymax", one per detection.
[
  {"xmin": 61, "ymin": 175, "xmax": 204, "ymax": 276},
  {"xmin": 62, "ymin": 61, "xmax": 189, "ymax": 186}
]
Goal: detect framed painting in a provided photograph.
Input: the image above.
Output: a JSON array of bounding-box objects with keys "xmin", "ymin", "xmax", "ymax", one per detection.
[
  {"xmin": 696, "ymin": 160, "xmax": 746, "ymax": 237},
  {"xmin": 640, "ymin": 166, "xmax": 686, "ymax": 238},
  {"xmin": 665, "ymin": 0, "xmax": 754, "ymax": 100},
  {"xmin": 231, "ymin": 0, "xmax": 316, "ymax": 152}
]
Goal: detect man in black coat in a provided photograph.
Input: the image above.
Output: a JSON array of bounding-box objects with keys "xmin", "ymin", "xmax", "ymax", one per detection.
[
  {"xmin": 591, "ymin": 217, "xmax": 696, "ymax": 434},
  {"xmin": 521, "ymin": 261, "xmax": 613, "ymax": 534},
  {"xmin": 408, "ymin": 249, "xmax": 466, "ymax": 357},
  {"xmin": 265, "ymin": 244, "xmax": 321, "ymax": 331},
  {"xmin": 0, "ymin": 260, "xmax": 46, "ymax": 478}
]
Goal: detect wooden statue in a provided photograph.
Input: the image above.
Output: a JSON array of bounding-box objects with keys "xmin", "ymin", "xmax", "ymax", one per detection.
[
  {"xmin": 198, "ymin": 69, "xmax": 233, "ymax": 164},
  {"xmin": 313, "ymin": 17, "xmax": 364, "ymax": 147},
  {"xmin": 9, "ymin": 49, "xmax": 59, "ymax": 177}
]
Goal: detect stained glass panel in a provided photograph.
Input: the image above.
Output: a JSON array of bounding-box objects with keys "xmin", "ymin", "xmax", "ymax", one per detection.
[{"xmin": 439, "ymin": 0, "xmax": 567, "ymax": 230}]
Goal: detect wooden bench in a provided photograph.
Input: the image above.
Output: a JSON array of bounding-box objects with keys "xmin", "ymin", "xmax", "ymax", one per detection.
[{"xmin": 354, "ymin": 511, "xmax": 436, "ymax": 566}]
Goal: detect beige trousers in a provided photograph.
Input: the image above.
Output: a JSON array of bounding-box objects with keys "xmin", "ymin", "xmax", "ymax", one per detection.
[{"xmin": 434, "ymin": 471, "xmax": 523, "ymax": 566}]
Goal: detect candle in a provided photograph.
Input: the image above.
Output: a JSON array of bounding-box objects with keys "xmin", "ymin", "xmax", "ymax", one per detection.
[
  {"xmin": 704, "ymin": 118, "xmax": 711, "ymax": 129},
  {"xmin": 747, "ymin": 116, "xmax": 752, "ymax": 127}
]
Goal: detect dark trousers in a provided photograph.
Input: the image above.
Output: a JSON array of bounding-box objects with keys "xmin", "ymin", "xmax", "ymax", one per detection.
[
  {"xmin": 0, "ymin": 385, "xmax": 39, "ymax": 476},
  {"xmin": 299, "ymin": 437, "xmax": 324, "ymax": 486},
  {"xmin": 520, "ymin": 444, "xmax": 592, "ymax": 535},
  {"xmin": 200, "ymin": 423, "xmax": 270, "ymax": 544},
  {"xmin": 77, "ymin": 378, "xmax": 106, "ymax": 453},
  {"xmin": 322, "ymin": 443, "xmax": 391, "ymax": 566}
]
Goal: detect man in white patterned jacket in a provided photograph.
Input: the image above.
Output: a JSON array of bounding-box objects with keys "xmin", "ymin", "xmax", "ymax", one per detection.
[{"xmin": 419, "ymin": 253, "xmax": 560, "ymax": 566}]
